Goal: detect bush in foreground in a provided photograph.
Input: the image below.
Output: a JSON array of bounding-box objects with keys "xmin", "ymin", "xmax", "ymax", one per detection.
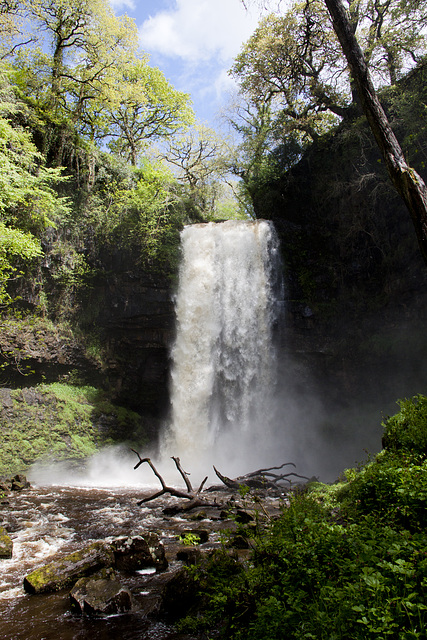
[{"xmin": 177, "ymin": 396, "xmax": 427, "ymax": 639}]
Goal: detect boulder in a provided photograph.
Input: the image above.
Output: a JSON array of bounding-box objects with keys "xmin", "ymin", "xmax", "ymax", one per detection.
[
  {"xmin": 159, "ymin": 566, "xmax": 199, "ymax": 621},
  {"xmin": 111, "ymin": 533, "xmax": 168, "ymax": 572},
  {"xmin": 70, "ymin": 572, "xmax": 133, "ymax": 616},
  {"xmin": 176, "ymin": 547, "xmax": 203, "ymax": 566},
  {"xmin": 0, "ymin": 526, "xmax": 13, "ymax": 559},
  {"xmin": 23, "ymin": 541, "xmax": 114, "ymax": 594},
  {"xmin": 11, "ymin": 474, "xmax": 30, "ymax": 491}
]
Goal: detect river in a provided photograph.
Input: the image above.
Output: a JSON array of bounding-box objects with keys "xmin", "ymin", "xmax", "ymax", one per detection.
[{"xmin": 0, "ymin": 482, "xmax": 238, "ymax": 640}]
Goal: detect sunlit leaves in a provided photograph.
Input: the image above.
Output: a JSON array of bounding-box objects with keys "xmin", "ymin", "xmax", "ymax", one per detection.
[
  {"xmin": 233, "ymin": 0, "xmax": 427, "ymax": 145},
  {"xmin": 105, "ymin": 62, "xmax": 194, "ymax": 165},
  {"xmin": 232, "ymin": 1, "xmax": 348, "ymax": 143}
]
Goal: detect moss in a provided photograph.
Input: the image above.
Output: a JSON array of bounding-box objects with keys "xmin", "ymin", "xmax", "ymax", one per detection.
[
  {"xmin": 23, "ymin": 542, "xmax": 115, "ymax": 594},
  {"xmin": 0, "ymin": 382, "xmax": 149, "ymax": 475},
  {"xmin": 0, "ymin": 527, "xmax": 13, "ymax": 559}
]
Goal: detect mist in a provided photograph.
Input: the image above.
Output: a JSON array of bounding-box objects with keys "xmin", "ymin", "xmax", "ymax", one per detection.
[{"xmin": 29, "ymin": 222, "xmax": 427, "ymax": 489}]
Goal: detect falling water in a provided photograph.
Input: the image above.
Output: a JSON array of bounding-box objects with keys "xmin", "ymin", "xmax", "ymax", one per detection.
[{"xmin": 163, "ymin": 219, "xmax": 284, "ymax": 475}]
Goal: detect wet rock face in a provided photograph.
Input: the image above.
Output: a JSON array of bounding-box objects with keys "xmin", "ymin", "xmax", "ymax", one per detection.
[
  {"xmin": 159, "ymin": 566, "xmax": 199, "ymax": 622},
  {"xmin": 81, "ymin": 261, "xmax": 175, "ymax": 417},
  {"xmin": 111, "ymin": 533, "xmax": 168, "ymax": 572},
  {"xmin": 70, "ymin": 573, "xmax": 133, "ymax": 616}
]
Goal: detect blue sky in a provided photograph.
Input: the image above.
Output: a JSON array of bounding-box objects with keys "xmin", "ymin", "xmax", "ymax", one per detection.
[{"xmin": 109, "ymin": 0, "xmax": 270, "ymax": 129}]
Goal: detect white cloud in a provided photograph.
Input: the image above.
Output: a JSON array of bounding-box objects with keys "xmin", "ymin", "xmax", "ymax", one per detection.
[
  {"xmin": 109, "ymin": 0, "xmax": 136, "ymax": 11},
  {"xmin": 139, "ymin": 0, "xmax": 261, "ymax": 63},
  {"xmin": 214, "ymin": 68, "xmax": 238, "ymax": 100}
]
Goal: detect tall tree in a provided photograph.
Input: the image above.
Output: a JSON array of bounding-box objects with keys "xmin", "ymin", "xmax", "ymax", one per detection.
[
  {"xmin": 15, "ymin": 0, "xmax": 138, "ymax": 119},
  {"xmin": 160, "ymin": 125, "xmax": 233, "ymax": 217},
  {"xmin": 232, "ymin": 2, "xmax": 347, "ymax": 143},
  {"xmin": 236, "ymin": 0, "xmax": 427, "ymax": 142},
  {"xmin": 324, "ymin": 0, "xmax": 427, "ymax": 265},
  {"xmin": 105, "ymin": 63, "xmax": 194, "ymax": 166}
]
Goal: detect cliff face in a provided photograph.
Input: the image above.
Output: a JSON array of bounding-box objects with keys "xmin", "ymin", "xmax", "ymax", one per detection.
[
  {"xmin": 78, "ymin": 250, "xmax": 176, "ymax": 419},
  {"xmin": 1, "ymin": 250, "xmax": 176, "ymax": 427},
  {"xmin": 251, "ymin": 63, "xmax": 427, "ymax": 440}
]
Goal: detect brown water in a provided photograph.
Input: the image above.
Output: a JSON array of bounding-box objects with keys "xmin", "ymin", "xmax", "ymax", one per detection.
[{"xmin": 0, "ymin": 484, "xmax": 231, "ymax": 640}]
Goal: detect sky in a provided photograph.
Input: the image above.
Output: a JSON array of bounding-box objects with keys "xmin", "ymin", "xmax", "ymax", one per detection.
[{"xmin": 108, "ymin": 0, "xmax": 272, "ymax": 130}]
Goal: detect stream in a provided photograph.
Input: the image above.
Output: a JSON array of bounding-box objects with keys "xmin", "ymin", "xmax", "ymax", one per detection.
[{"xmin": 0, "ymin": 483, "xmax": 241, "ymax": 640}]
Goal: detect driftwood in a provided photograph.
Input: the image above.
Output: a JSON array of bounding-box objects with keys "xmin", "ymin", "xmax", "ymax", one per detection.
[
  {"xmin": 131, "ymin": 451, "xmax": 214, "ymax": 509},
  {"xmin": 214, "ymin": 463, "xmax": 310, "ymax": 491},
  {"xmin": 132, "ymin": 451, "xmax": 310, "ymax": 511}
]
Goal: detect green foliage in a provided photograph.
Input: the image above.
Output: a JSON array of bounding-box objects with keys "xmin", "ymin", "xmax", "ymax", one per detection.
[
  {"xmin": 382, "ymin": 395, "xmax": 427, "ymax": 456},
  {"xmin": 0, "ymin": 382, "xmax": 148, "ymax": 475},
  {"xmin": 184, "ymin": 494, "xmax": 427, "ymax": 639},
  {"xmin": 0, "ymin": 222, "xmax": 43, "ymax": 307},
  {"xmin": 179, "ymin": 397, "xmax": 427, "ymax": 639},
  {"xmin": 86, "ymin": 157, "xmax": 186, "ymax": 270},
  {"xmin": 0, "ymin": 63, "xmax": 70, "ymax": 231},
  {"xmin": 336, "ymin": 454, "xmax": 427, "ymax": 532},
  {"xmin": 179, "ymin": 533, "xmax": 201, "ymax": 546}
]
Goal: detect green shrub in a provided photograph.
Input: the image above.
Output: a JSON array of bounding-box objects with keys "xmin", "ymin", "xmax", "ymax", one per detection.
[
  {"xmin": 337, "ymin": 453, "xmax": 427, "ymax": 531},
  {"xmin": 382, "ymin": 394, "xmax": 427, "ymax": 456},
  {"xmin": 185, "ymin": 495, "xmax": 427, "ymax": 640}
]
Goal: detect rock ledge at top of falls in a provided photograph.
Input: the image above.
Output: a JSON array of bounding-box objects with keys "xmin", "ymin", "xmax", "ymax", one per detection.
[{"xmin": 23, "ymin": 533, "xmax": 168, "ymax": 595}]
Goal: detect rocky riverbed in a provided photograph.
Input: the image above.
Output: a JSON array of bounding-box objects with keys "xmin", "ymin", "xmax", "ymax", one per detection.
[{"xmin": 0, "ymin": 476, "xmax": 286, "ymax": 640}]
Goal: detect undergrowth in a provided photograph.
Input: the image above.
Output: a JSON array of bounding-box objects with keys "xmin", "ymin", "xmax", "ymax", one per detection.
[{"xmin": 177, "ymin": 395, "xmax": 427, "ymax": 639}]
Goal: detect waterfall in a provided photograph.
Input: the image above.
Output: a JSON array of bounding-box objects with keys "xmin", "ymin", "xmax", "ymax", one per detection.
[{"xmin": 163, "ymin": 219, "xmax": 284, "ymax": 475}]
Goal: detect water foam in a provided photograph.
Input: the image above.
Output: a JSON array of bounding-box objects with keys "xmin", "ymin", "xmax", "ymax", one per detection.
[{"xmin": 162, "ymin": 220, "xmax": 284, "ymax": 479}]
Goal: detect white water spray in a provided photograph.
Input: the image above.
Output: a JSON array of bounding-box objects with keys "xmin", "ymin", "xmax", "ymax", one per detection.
[{"xmin": 163, "ymin": 219, "xmax": 284, "ymax": 476}]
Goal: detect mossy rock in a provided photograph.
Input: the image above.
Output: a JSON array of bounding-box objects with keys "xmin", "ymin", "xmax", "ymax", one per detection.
[
  {"xmin": 23, "ymin": 541, "xmax": 114, "ymax": 594},
  {"xmin": 0, "ymin": 526, "xmax": 13, "ymax": 559}
]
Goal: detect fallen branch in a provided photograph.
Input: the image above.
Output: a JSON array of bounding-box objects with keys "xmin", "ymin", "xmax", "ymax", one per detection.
[
  {"xmin": 131, "ymin": 450, "xmax": 213, "ymax": 509},
  {"xmin": 214, "ymin": 463, "xmax": 310, "ymax": 492}
]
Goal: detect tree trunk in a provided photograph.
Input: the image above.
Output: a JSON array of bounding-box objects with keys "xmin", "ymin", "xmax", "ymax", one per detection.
[{"xmin": 324, "ymin": 0, "xmax": 427, "ymax": 266}]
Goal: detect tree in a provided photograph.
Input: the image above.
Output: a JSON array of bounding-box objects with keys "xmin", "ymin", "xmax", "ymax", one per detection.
[
  {"xmin": 324, "ymin": 0, "xmax": 427, "ymax": 265},
  {"xmin": 0, "ymin": 1, "xmax": 35, "ymax": 59},
  {"xmin": 20, "ymin": 0, "xmax": 139, "ymax": 118},
  {"xmin": 0, "ymin": 62, "xmax": 70, "ymax": 231},
  {"xmin": 8, "ymin": 1, "xmax": 194, "ymax": 172},
  {"xmin": 161, "ymin": 124, "xmax": 234, "ymax": 218},
  {"xmin": 235, "ymin": 0, "xmax": 427, "ymax": 143},
  {"xmin": 232, "ymin": 2, "xmax": 347, "ymax": 143},
  {"xmin": 0, "ymin": 223, "xmax": 42, "ymax": 307},
  {"xmin": 105, "ymin": 63, "xmax": 194, "ymax": 166},
  {"xmin": 0, "ymin": 61, "xmax": 70, "ymax": 305},
  {"xmin": 223, "ymin": 95, "xmax": 284, "ymax": 215}
]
